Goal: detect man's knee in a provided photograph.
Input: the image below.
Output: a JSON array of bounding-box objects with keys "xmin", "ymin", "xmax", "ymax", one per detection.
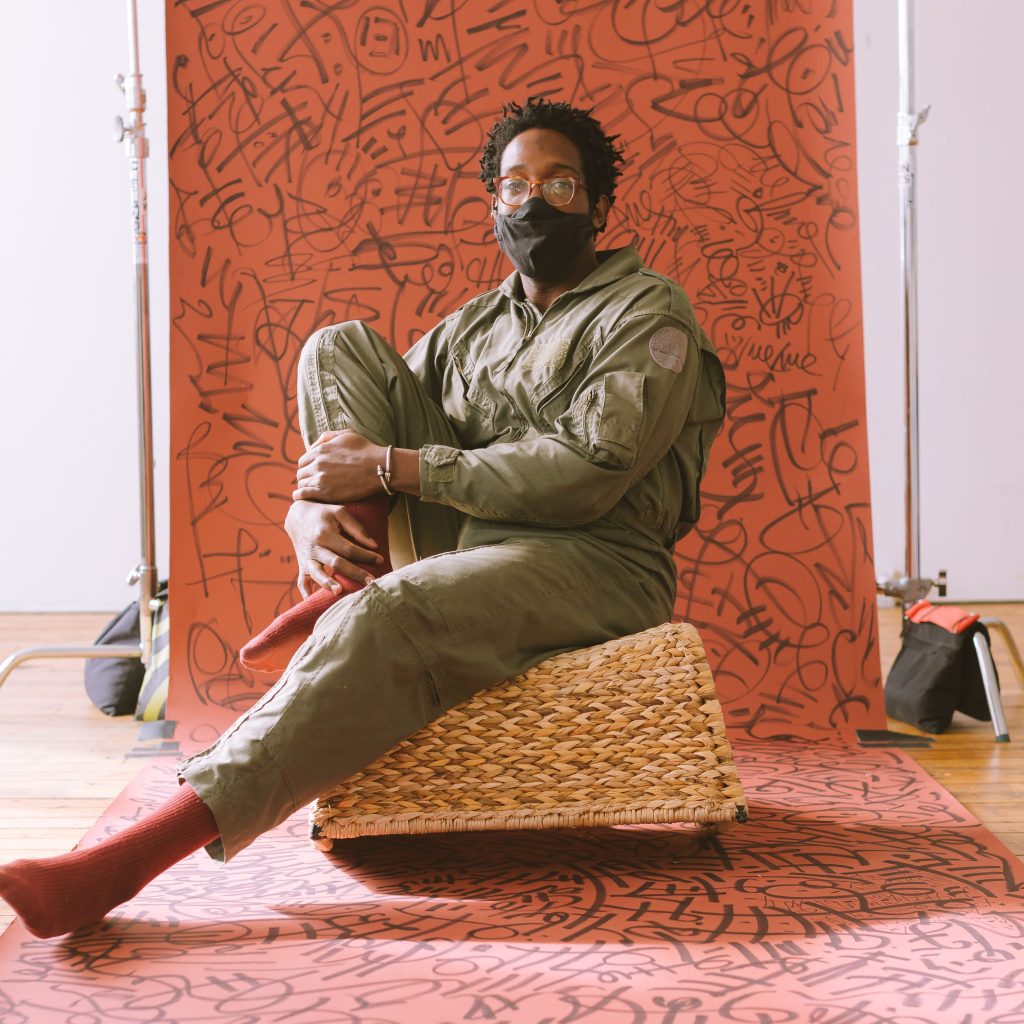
[
  {"xmin": 297, "ymin": 321, "xmax": 399, "ymax": 443},
  {"xmin": 299, "ymin": 320, "xmax": 396, "ymax": 383},
  {"xmin": 298, "ymin": 320, "xmax": 353, "ymax": 386}
]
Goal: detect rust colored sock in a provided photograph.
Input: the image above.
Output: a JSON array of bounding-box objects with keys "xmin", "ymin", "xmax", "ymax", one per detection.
[
  {"xmin": 0, "ymin": 782, "xmax": 219, "ymax": 939},
  {"xmin": 239, "ymin": 495, "xmax": 393, "ymax": 673}
]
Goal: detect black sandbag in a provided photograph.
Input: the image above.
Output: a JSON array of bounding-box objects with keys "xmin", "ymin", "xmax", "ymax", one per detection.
[
  {"xmin": 885, "ymin": 618, "xmax": 997, "ymax": 734},
  {"xmin": 84, "ymin": 601, "xmax": 144, "ymax": 716}
]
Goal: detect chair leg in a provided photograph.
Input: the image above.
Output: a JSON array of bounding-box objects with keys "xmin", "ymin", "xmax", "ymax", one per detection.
[{"xmin": 971, "ymin": 632, "xmax": 1010, "ymax": 742}]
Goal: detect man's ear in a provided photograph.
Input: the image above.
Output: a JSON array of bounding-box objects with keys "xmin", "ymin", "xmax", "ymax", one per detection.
[{"xmin": 592, "ymin": 195, "xmax": 610, "ymax": 231}]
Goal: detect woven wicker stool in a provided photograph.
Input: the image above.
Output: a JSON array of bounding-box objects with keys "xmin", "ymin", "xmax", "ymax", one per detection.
[{"xmin": 310, "ymin": 620, "xmax": 747, "ymax": 847}]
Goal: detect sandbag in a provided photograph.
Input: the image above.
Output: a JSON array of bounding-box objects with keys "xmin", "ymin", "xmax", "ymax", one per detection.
[{"xmin": 885, "ymin": 600, "xmax": 998, "ymax": 734}]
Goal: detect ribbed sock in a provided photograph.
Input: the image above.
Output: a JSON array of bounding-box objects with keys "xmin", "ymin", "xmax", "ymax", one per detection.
[
  {"xmin": 239, "ymin": 495, "xmax": 393, "ymax": 673},
  {"xmin": 0, "ymin": 782, "xmax": 219, "ymax": 938}
]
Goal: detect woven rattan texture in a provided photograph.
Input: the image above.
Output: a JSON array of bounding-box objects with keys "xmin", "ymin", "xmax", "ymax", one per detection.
[{"xmin": 310, "ymin": 621, "xmax": 747, "ymax": 840}]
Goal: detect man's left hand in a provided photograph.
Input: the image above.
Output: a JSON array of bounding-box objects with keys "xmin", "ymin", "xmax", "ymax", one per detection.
[{"xmin": 293, "ymin": 429, "xmax": 386, "ymax": 503}]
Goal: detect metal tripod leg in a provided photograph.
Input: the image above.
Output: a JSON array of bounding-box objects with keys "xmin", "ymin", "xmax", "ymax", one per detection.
[
  {"xmin": 0, "ymin": 645, "xmax": 141, "ymax": 691},
  {"xmin": 971, "ymin": 632, "xmax": 1009, "ymax": 742}
]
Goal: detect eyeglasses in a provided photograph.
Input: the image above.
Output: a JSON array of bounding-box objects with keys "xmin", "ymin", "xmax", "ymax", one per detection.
[{"xmin": 494, "ymin": 175, "xmax": 587, "ymax": 208}]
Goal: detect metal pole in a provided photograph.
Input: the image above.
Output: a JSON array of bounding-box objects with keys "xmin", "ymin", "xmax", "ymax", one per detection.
[
  {"xmin": 120, "ymin": 0, "xmax": 158, "ymax": 664},
  {"xmin": 972, "ymin": 633, "xmax": 1009, "ymax": 742},
  {"xmin": 898, "ymin": 0, "xmax": 920, "ymax": 585},
  {"xmin": 879, "ymin": 0, "xmax": 933, "ymax": 607},
  {"xmin": 0, "ymin": 646, "xmax": 142, "ymax": 691}
]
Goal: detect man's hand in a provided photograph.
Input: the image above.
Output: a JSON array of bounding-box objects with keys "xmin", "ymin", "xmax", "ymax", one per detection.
[
  {"xmin": 284, "ymin": 500, "xmax": 385, "ymax": 597},
  {"xmin": 293, "ymin": 430, "xmax": 386, "ymax": 504}
]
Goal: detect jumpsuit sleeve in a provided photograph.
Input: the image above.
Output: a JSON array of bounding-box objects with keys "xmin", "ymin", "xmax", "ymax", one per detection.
[{"xmin": 418, "ymin": 312, "xmax": 706, "ymax": 526}]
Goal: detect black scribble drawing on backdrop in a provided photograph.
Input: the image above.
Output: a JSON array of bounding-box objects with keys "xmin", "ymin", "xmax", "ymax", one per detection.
[{"xmin": 165, "ymin": 0, "xmax": 880, "ymax": 741}]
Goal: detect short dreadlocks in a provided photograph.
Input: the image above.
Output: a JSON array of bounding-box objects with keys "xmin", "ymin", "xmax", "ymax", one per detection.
[{"xmin": 479, "ymin": 98, "xmax": 625, "ymax": 232}]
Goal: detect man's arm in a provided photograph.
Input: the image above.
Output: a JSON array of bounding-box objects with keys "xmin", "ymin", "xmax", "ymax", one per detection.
[
  {"xmin": 293, "ymin": 312, "xmax": 711, "ymax": 526},
  {"xmin": 291, "ymin": 312, "xmax": 450, "ymax": 504},
  {"xmin": 413, "ymin": 312, "xmax": 705, "ymax": 526}
]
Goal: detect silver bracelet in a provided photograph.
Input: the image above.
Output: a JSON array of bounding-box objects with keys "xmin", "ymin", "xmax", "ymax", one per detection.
[{"xmin": 376, "ymin": 444, "xmax": 395, "ymax": 495}]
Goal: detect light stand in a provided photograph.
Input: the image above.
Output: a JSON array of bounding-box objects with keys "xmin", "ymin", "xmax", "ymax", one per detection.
[
  {"xmin": 0, "ymin": 0, "xmax": 157, "ymax": 690},
  {"xmin": 877, "ymin": 0, "xmax": 936, "ymax": 607},
  {"xmin": 117, "ymin": 0, "xmax": 159, "ymax": 666},
  {"xmin": 878, "ymin": 0, "xmax": 1023, "ymax": 738}
]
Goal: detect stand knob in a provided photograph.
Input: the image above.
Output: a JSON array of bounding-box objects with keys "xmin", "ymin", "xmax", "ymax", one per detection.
[{"xmin": 113, "ymin": 116, "xmax": 127, "ymax": 143}]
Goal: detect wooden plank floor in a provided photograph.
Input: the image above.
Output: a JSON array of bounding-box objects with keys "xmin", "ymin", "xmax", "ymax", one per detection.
[{"xmin": 1, "ymin": 604, "xmax": 1022, "ymax": 932}]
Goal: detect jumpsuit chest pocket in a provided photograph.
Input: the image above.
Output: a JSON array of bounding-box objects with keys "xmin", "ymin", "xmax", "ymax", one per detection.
[
  {"xmin": 446, "ymin": 350, "xmax": 495, "ymax": 443},
  {"xmin": 528, "ymin": 335, "xmax": 592, "ymax": 426}
]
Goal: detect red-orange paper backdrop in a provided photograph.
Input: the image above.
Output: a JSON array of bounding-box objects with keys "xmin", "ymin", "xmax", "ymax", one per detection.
[{"xmin": 167, "ymin": 0, "xmax": 879, "ymax": 746}]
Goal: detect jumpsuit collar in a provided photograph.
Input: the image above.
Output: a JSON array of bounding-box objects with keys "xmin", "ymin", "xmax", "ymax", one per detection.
[{"xmin": 497, "ymin": 246, "xmax": 643, "ymax": 305}]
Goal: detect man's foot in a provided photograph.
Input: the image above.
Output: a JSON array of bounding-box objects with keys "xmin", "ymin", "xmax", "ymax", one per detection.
[{"xmin": 0, "ymin": 783, "xmax": 219, "ymax": 938}]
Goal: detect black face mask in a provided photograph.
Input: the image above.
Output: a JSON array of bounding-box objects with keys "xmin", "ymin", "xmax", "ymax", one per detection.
[{"xmin": 493, "ymin": 197, "xmax": 595, "ymax": 283}]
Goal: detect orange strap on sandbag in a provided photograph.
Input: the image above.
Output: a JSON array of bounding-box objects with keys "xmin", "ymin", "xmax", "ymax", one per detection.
[{"xmin": 905, "ymin": 599, "xmax": 979, "ymax": 635}]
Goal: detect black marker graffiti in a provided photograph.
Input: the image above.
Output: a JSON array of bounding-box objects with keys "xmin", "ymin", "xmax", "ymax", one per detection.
[
  {"xmin": 2, "ymin": 747, "xmax": 1022, "ymax": 1020},
  {"xmin": 165, "ymin": 0, "xmax": 879, "ymax": 741}
]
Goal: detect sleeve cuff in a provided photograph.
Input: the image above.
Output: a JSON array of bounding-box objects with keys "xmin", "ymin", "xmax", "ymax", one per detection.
[{"xmin": 419, "ymin": 444, "xmax": 461, "ymax": 500}]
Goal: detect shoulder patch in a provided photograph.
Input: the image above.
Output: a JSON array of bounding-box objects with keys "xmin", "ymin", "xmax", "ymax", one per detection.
[{"xmin": 649, "ymin": 326, "xmax": 688, "ymax": 373}]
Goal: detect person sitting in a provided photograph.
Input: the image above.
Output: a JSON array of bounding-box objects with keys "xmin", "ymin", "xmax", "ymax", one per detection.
[{"xmin": 0, "ymin": 97, "xmax": 725, "ymax": 939}]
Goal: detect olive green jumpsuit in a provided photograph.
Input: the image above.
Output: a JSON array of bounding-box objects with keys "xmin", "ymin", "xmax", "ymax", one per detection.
[{"xmin": 178, "ymin": 245, "xmax": 725, "ymax": 862}]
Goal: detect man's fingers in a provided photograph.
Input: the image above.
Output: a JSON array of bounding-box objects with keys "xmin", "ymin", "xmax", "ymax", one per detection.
[
  {"xmin": 294, "ymin": 463, "xmax": 323, "ymax": 495},
  {"xmin": 302, "ymin": 561, "xmax": 338, "ymax": 593},
  {"xmin": 317, "ymin": 532, "xmax": 383, "ymax": 565},
  {"xmin": 299, "ymin": 430, "xmax": 346, "ymax": 466},
  {"xmin": 311, "ymin": 546, "xmax": 374, "ymax": 586},
  {"xmin": 292, "ymin": 485, "xmax": 350, "ymax": 504},
  {"xmin": 305, "ymin": 556, "xmax": 369, "ymax": 593},
  {"xmin": 333, "ymin": 508, "xmax": 378, "ymax": 550},
  {"xmin": 311, "ymin": 540, "xmax": 376, "ymax": 581},
  {"xmin": 287, "ymin": 506, "xmax": 384, "ymax": 562},
  {"xmin": 295, "ymin": 461, "xmax": 325, "ymax": 485}
]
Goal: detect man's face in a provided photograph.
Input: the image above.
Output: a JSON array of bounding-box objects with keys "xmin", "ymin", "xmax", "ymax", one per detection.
[{"xmin": 492, "ymin": 128, "xmax": 608, "ymax": 230}]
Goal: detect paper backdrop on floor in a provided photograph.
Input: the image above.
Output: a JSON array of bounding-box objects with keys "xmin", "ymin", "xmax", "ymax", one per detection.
[
  {"xmin": 166, "ymin": 1, "xmax": 878, "ymax": 744},
  {"xmin": 3, "ymin": 744, "xmax": 1022, "ymax": 1021}
]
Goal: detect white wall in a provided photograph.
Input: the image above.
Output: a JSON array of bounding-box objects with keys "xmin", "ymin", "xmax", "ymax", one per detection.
[
  {"xmin": 0, "ymin": 1, "xmax": 168, "ymax": 611},
  {"xmin": 0, "ymin": 1, "xmax": 1019, "ymax": 610},
  {"xmin": 855, "ymin": 0, "xmax": 1024, "ymax": 600}
]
